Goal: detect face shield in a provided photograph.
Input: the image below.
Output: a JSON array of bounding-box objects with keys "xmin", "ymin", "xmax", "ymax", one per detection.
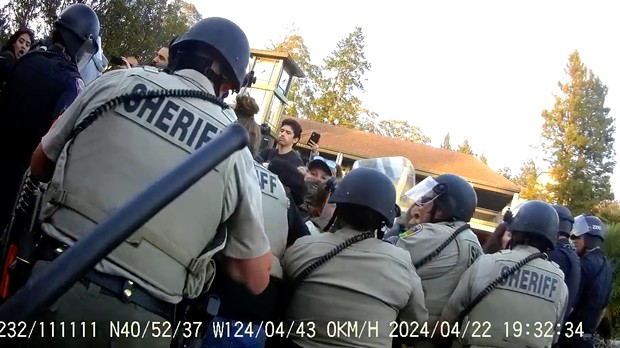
[
  {"xmin": 404, "ymin": 176, "xmax": 445, "ymax": 207},
  {"xmin": 352, "ymin": 156, "xmax": 416, "ymax": 215},
  {"xmin": 75, "ymin": 36, "xmax": 98, "ymax": 75},
  {"xmin": 316, "ymin": 177, "xmax": 338, "ymax": 231}
]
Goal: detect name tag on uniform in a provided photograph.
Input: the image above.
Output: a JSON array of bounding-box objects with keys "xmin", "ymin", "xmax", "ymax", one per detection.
[{"xmin": 399, "ymin": 224, "xmax": 423, "ymax": 239}]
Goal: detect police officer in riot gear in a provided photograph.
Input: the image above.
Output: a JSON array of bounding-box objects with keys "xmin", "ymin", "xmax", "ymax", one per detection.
[
  {"xmin": 392, "ymin": 173, "xmax": 483, "ymax": 348},
  {"xmin": 548, "ymin": 205, "xmax": 580, "ymax": 323},
  {"xmin": 440, "ymin": 200, "xmax": 568, "ymax": 348},
  {"xmin": 200, "ymin": 159, "xmax": 309, "ymax": 348},
  {"xmin": 0, "ymin": 3, "xmax": 99, "ymax": 234},
  {"xmin": 26, "ymin": 17, "xmax": 272, "ymax": 348},
  {"xmin": 283, "ymin": 167, "xmax": 428, "ymax": 348},
  {"xmin": 563, "ymin": 214, "xmax": 613, "ymax": 348}
]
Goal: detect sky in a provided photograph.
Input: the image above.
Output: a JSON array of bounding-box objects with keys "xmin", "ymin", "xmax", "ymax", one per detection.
[
  {"xmin": 10, "ymin": 0, "xmax": 618, "ymax": 195},
  {"xmin": 185, "ymin": 0, "xmax": 620, "ymax": 195}
]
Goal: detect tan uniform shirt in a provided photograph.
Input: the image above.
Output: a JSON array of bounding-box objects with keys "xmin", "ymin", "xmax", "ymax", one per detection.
[
  {"xmin": 283, "ymin": 227, "xmax": 429, "ymax": 348},
  {"xmin": 441, "ymin": 245, "xmax": 568, "ymax": 347},
  {"xmin": 254, "ymin": 162, "xmax": 289, "ymax": 279},
  {"xmin": 395, "ymin": 221, "xmax": 483, "ymax": 326},
  {"xmin": 39, "ymin": 67, "xmax": 270, "ymax": 304}
]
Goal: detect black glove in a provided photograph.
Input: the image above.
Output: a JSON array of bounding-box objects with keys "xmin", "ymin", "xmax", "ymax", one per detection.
[{"xmin": 502, "ymin": 209, "xmax": 513, "ymax": 223}]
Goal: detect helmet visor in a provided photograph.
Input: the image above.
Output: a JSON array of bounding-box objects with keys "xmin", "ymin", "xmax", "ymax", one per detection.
[
  {"xmin": 405, "ymin": 176, "xmax": 443, "ymax": 206},
  {"xmin": 75, "ymin": 37, "xmax": 98, "ymax": 74}
]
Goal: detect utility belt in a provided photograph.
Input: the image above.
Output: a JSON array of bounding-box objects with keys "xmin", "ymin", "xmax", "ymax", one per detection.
[{"xmin": 39, "ymin": 235, "xmax": 176, "ymax": 321}]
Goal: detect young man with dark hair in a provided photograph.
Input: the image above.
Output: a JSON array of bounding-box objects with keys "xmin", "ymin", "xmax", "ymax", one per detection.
[{"xmin": 258, "ymin": 118, "xmax": 304, "ymax": 167}]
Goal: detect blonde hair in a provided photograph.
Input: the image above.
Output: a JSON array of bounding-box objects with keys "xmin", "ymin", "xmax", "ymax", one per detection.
[{"xmin": 234, "ymin": 94, "xmax": 261, "ymax": 156}]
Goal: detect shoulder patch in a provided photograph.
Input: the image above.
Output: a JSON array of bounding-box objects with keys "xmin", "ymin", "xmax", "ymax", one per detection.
[{"xmin": 399, "ymin": 224, "xmax": 423, "ymax": 239}]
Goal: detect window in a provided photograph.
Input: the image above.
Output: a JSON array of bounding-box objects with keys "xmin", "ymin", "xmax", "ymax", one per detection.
[
  {"xmin": 277, "ymin": 69, "xmax": 291, "ymax": 94},
  {"xmin": 248, "ymin": 89, "xmax": 269, "ymax": 124},
  {"xmin": 267, "ymin": 97, "xmax": 283, "ymax": 129},
  {"xmin": 253, "ymin": 59, "xmax": 277, "ymax": 86}
]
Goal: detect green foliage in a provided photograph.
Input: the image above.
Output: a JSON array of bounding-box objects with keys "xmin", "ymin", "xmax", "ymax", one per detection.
[
  {"xmin": 514, "ymin": 159, "xmax": 546, "ymax": 200},
  {"xmin": 0, "ymin": 0, "xmax": 106, "ymax": 42},
  {"xmin": 498, "ymin": 166, "xmax": 513, "ymax": 181},
  {"xmin": 311, "ymin": 27, "xmax": 371, "ymax": 129},
  {"xmin": 98, "ymin": 0, "xmax": 201, "ymax": 64},
  {"xmin": 457, "ymin": 138, "xmax": 474, "ymax": 155},
  {"xmin": 595, "ymin": 201, "xmax": 620, "ymax": 225},
  {"xmin": 602, "ymin": 223, "xmax": 620, "ymax": 338},
  {"xmin": 270, "ymin": 26, "xmax": 322, "ymax": 119},
  {"xmin": 0, "ymin": 0, "xmax": 201, "ymax": 64},
  {"xmin": 373, "ymin": 119, "xmax": 431, "ymax": 144},
  {"xmin": 271, "ymin": 26, "xmax": 431, "ymax": 142},
  {"xmin": 479, "ymin": 153, "xmax": 488, "ymax": 165},
  {"xmin": 541, "ymin": 50, "xmax": 616, "ymax": 215},
  {"xmin": 440, "ymin": 133, "xmax": 452, "ymax": 150}
]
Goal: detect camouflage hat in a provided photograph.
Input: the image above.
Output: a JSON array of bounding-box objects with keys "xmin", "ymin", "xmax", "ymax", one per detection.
[{"xmin": 300, "ymin": 178, "xmax": 322, "ymax": 213}]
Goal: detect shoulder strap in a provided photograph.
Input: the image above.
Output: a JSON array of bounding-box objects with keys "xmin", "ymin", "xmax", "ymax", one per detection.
[
  {"xmin": 455, "ymin": 252, "xmax": 547, "ymax": 324},
  {"xmin": 414, "ymin": 223, "xmax": 470, "ymax": 269},
  {"xmin": 68, "ymin": 88, "xmax": 229, "ymax": 146},
  {"xmin": 288, "ymin": 231, "xmax": 375, "ymax": 291}
]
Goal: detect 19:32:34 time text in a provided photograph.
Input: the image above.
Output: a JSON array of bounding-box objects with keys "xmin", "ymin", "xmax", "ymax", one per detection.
[{"xmin": 504, "ymin": 321, "xmax": 584, "ymax": 338}]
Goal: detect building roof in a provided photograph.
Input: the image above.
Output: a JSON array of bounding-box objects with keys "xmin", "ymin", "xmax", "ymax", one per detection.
[
  {"xmin": 250, "ymin": 49, "xmax": 305, "ymax": 78},
  {"xmin": 293, "ymin": 118, "xmax": 521, "ymax": 193}
]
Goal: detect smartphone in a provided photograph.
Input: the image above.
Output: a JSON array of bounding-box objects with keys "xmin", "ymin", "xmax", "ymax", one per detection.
[
  {"xmin": 110, "ymin": 56, "xmax": 124, "ymax": 65},
  {"xmin": 308, "ymin": 131, "xmax": 321, "ymax": 145}
]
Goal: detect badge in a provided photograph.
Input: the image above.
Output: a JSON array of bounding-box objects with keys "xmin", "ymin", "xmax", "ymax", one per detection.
[{"xmin": 399, "ymin": 224, "xmax": 423, "ymax": 239}]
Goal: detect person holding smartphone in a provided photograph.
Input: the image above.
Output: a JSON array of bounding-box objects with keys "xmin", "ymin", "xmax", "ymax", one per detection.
[{"xmin": 258, "ymin": 118, "xmax": 305, "ymax": 167}]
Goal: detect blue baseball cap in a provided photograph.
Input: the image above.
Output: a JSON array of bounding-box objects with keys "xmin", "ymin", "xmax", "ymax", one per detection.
[{"xmin": 308, "ymin": 156, "xmax": 335, "ymax": 175}]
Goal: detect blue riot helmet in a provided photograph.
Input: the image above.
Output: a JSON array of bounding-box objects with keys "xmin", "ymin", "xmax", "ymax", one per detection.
[
  {"xmin": 54, "ymin": 3, "xmax": 100, "ymax": 70},
  {"xmin": 506, "ymin": 200, "xmax": 559, "ymax": 250},
  {"xmin": 329, "ymin": 168, "xmax": 397, "ymax": 228},
  {"xmin": 169, "ymin": 17, "xmax": 250, "ymax": 93},
  {"xmin": 571, "ymin": 214, "xmax": 605, "ymax": 241},
  {"xmin": 551, "ymin": 205, "xmax": 574, "ymax": 237}
]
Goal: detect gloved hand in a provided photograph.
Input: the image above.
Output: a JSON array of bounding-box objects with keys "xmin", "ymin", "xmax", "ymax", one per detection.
[{"xmin": 503, "ymin": 209, "xmax": 513, "ymax": 223}]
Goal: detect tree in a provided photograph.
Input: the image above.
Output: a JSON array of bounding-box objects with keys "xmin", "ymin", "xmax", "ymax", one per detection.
[
  {"xmin": 270, "ymin": 26, "xmax": 322, "ymax": 119},
  {"xmin": 97, "ymin": 0, "xmax": 200, "ymax": 63},
  {"xmin": 312, "ymin": 27, "xmax": 371, "ymax": 129},
  {"xmin": 457, "ymin": 138, "xmax": 474, "ymax": 155},
  {"xmin": 98, "ymin": 0, "xmax": 201, "ymax": 64},
  {"xmin": 0, "ymin": 0, "xmax": 39, "ymax": 41},
  {"xmin": 440, "ymin": 133, "xmax": 452, "ymax": 150},
  {"xmin": 375, "ymin": 119, "xmax": 431, "ymax": 144},
  {"xmin": 514, "ymin": 159, "xmax": 545, "ymax": 200},
  {"xmin": 479, "ymin": 153, "xmax": 488, "ymax": 165},
  {"xmin": 0, "ymin": 0, "xmax": 106, "ymax": 41},
  {"xmin": 541, "ymin": 50, "xmax": 616, "ymax": 214},
  {"xmin": 0, "ymin": 5, "xmax": 12, "ymax": 44},
  {"xmin": 498, "ymin": 167, "xmax": 514, "ymax": 181},
  {"xmin": 0, "ymin": 0, "xmax": 201, "ymax": 65},
  {"xmin": 594, "ymin": 200, "xmax": 620, "ymax": 225}
]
